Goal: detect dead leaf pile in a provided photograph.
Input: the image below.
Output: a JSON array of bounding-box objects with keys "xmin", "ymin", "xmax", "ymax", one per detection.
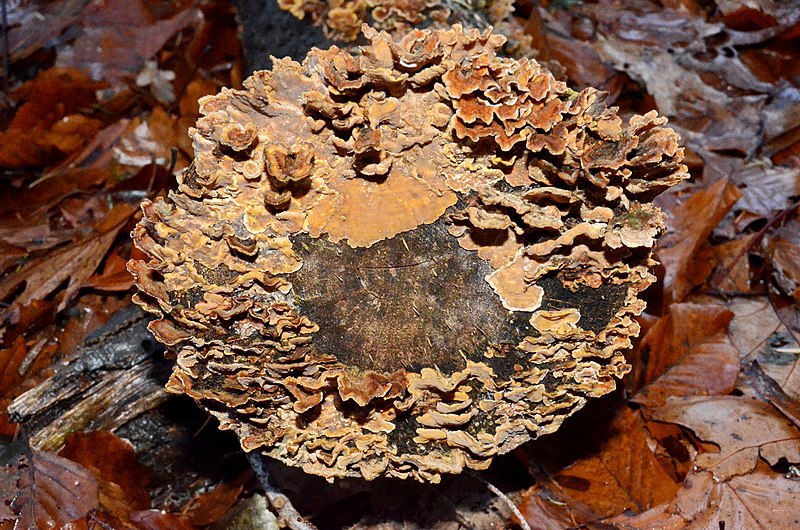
[
  {"xmin": 0, "ymin": 0, "xmax": 249, "ymax": 525},
  {"xmin": 513, "ymin": 1, "xmax": 800, "ymax": 528}
]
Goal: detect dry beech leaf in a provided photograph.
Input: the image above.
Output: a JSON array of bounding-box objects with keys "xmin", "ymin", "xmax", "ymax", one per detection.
[
  {"xmin": 772, "ymin": 236, "xmax": 800, "ymax": 300},
  {"xmin": 128, "ymin": 510, "xmax": 195, "ymax": 530},
  {"xmin": 726, "ymin": 297, "xmax": 782, "ymax": 357},
  {"xmin": 743, "ymin": 361, "xmax": 800, "ymax": 430},
  {"xmin": 709, "ymin": 234, "xmax": 757, "ymax": 294},
  {"xmin": 0, "ymin": 450, "xmax": 100, "ymax": 528},
  {"xmin": 85, "ymin": 247, "xmax": 136, "ymax": 292},
  {"xmin": 753, "ymin": 325, "xmax": 800, "ymax": 402},
  {"xmin": 59, "ymin": 430, "xmax": 152, "ymax": 511},
  {"xmin": 632, "ymin": 303, "xmax": 739, "ymax": 411},
  {"xmin": 5, "ymin": 0, "xmax": 84, "ymax": 64},
  {"xmin": 183, "ymin": 474, "xmax": 249, "ymax": 526},
  {"xmin": 545, "ymin": 407, "xmax": 679, "ymax": 520},
  {"xmin": 725, "ymin": 297, "xmax": 800, "ymax": 405},
  {"xmin": 517, "ymin": 488, "xmax": 576, "ymax": 530},
  {"xmin": 731, "ymin": 163, "xmax": 800, "ymax": 220},
  {"xmin": 0, "ymin": 202, "xmax": 136, "ymax": 327},
  {"xmin": 0, "ymin": 67, "xmax": 106, "ymax": 168},
  {"xmin": 658, "ymin": 178, "xmax": 742, "ymax": 303},
  {"xmin": 680, "ymin": 466, "xmax": 800, "ymax": 530},
  {"xmin": 55, "ymin": 0, "xmax": 201, "ymax": 83},
  {"xmin": 129, "ymin": 24, "xmax": 687, "ymax": 482},
  {"xmin": 584, "ymin": 1, "xmax": 800, "ymax": 158},
  {"xmin": 113, "ymin": 107, "xmax": 184, "ymax": 170},
  {"xmin": 606, "ymin": 464, "xmax": 800, "ymax": 529},
  {"xmin": 653, "ymin": 395, "xmax": 800, "ymax": 481}
]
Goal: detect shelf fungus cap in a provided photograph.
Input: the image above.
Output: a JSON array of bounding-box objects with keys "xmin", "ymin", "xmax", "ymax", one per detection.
[{"xmin": 129, "ymin": 24, "xmax": 688, "ymax": 482}]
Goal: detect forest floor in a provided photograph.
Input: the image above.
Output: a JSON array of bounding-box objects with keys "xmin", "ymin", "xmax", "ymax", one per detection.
[{"xmin": 1, "ymin": 0, "xmax": 800, "ymax": 528}]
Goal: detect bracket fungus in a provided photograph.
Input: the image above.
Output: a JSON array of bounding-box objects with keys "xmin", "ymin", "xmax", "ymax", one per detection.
[{"xmin": 129, "ymin": 25, "xmax": 688, "ymax": 482}]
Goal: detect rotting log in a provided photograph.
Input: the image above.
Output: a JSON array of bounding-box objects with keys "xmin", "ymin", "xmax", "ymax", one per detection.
[
  {"xmin": 8, "ymin": 304, "xmax": 170, "ymax": 451},
  {"xmin": 128, "ymin": 24, "xmax": 687, "ymax": 483}
]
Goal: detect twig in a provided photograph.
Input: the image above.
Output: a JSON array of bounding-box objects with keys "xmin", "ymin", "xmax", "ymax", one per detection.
[
  {"xmin": 742, "ymin": 360, "xmax": 800, "ymax": 430},
  {"xmin": 247, "ymin": 452, "xmax": 319, "ymax": 530},
  {"xmin": 469, "ymin": 471, "xmax": 532, "ymax": 530}
]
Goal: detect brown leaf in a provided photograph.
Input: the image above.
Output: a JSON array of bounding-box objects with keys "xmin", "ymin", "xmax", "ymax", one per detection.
[
  {"xmin": 743, "ymin": 360, "xmax": 800, "ymax": 429},
  {"xmin": 632, "ymin": 303, "xmax": 739, "ymax": 411},
  {"xmin": 727, "ymin": 297, "xmax": 782, "ymax": 357},
  {"xmin": 584, "ymin": 2, "xmax": 798, "ymax": 158},
  {"xmin": 56, "ymin": 0, "xmax": 201, "ymax": 83},
  {"xmin": 772, "ymin": 236, "xmax": 800, "ymax": 300},
  {"xmin": 0, "ymin": 68, "xmax": 106, "ymax": 168},
  {"xmin": 545, "ymin": 407, "xmax": 679, "ymax": 520},
  {"xmin": 6, "ymin": 0, "xmax": 85, "ymax": 64},
  {"xmin": 518, "ymin": 487, "xmax": 576, "ymax": 530},
  {"xmin": 653, "ymin": 395, "xmax": 800, "ymax": 480},
  {"xmin": 751, "ymin": 313, "xmax": 800, "ymax": 408},
  {"xmin": 0, "ymin": 335, "xmax": 57, "ymax": 436},
  {"xmin": 0, "ymin": 203, "xmax": 135, "ymax": 326},
  {"xmin": 85, "ymin": 247, "xmax": 135, "ymax": 292},
  {"xmin": 129, "ymin": 510, "xmax": 195, "ymax": 530},
  {"xmin": 607, "ymin": 465, "xmax": 800, "ymax": 529},
  {"xmin": 113, "ymin": 108, "xmax": 183, "ymax": 170},
  {"xmin": 658, "ymin": 178, "xmax": 742, "ymax": 302},
  {"xmin": 1, "ymin": 450, "xmax": 100, "ymax": 528},
  {"xmin": 0, "ymin": 338, "xmax": 34, "ymax": 435},
  {"xmin": 708, "ymin": 234, "xmax": 757, "ymax": 294},
  {"xmin": 184, "ymin": 473, "xmax": 249, "ymax": 526},
  {"xmin": 603, "ymin": 502, "xmax": 685, "ymax": 529},
  {"xmin": 732, "ymin": 164, "xmax": 800, "ymax": 220},
  {"xmin": 59, "ymin": 431, "xmax": 152, "ymax": 511}
]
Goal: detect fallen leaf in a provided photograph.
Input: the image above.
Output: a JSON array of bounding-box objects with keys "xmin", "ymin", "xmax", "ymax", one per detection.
[
  {"xmin": 0, "ymin": 203, "xmax": 136, "ymax": 327},
  {"xmin": 184, "ymin": 473, "xmax": 249, "ymax": 526},
  {"xmin": 658, "ymin": 178, "xmax": 742, "ymax": 302},
  {"xmin": 6, "ymin": 0, "xmax": 84, "ymax": 64},
  {"xmin": 772, "ymin": 236, "xmax": 800, "ymax": 299},
  {"xmin": 726, "ymin": 296, "xmax": 783, "ymax": 357},
  {"xmin": 41, "ymin": 119, "xmax": 131, "ymax": 181},
  {"xmin": 0, "ymin": 450, "xmax": 100, "ymax": 528},
  {"xmin": 632, "ymin": 303, "xmax": 740, "ymax": 411},
  {"xmin": 603, "ymin": 502, "xmax": 685, "ymax": 529},
  {"xmin": 732, "ymin": 163, "xmax": 800, "ymax": 220},
  {"xmin": 743, "ymin": 360, "xmax": 800, "ymax": 429},
  {"xmin": 55, "ymin": 0, "xmax": 202, "ymax": 83},
  {"xmin": 653, "ymin": 395, "xmax": 800, "ymax": 480},
  {"xmin": 129, "ymin": 509, "xmax": 195, "ymax": 530},
  {"xmin": 518, "ymin": 487, "xmax": 576, "ymax": 530},
  {"xmin": 59, "ymin": 430, "xmax": 152, "ymax": 511},
  {"xmin": 0, "ymin": 67, "xmax": 106, "ymax": 168},
  {"xmin": 607, "ymin": 464, "xmax": 800, "ymax": 529},
  {"xmin": 0, "ymin": 338, "xmax": 34, "ymax": 435},
  {"xmin": 584, "ymin": 2, "xmax": 799, "ymax": 158},
  {"xmin": 545, "ymin": 407, "xmax": 679, "ymax": 520},
  {"xmin": 673, "ymin": 465, "xmax": 800, "ymax": 529},
  {"xmin": 85, "ymin": 247, "xmax": 135, "ymax": 292},
  {"xmin": 708, "ymin": 234, "xmax": 757, "ymax": 294},
  {"xmin": 113, "ymin": 108, "xmax": 182, "ymax": 170}
]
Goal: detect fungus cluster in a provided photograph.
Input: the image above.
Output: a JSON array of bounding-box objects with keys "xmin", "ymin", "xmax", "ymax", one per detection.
[
  {"xmin": 278, "ymin": 0, "xmax": 529, "ymax": 55},
  {"xmin": 129, "ymin": 25, "xmax": 687, "ymax": 482}
]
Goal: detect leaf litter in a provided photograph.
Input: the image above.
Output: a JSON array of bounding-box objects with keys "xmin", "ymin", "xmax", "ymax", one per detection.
[{"xmin": 1, "ymin": 0, "xmax": 800, "ymax": 527}]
